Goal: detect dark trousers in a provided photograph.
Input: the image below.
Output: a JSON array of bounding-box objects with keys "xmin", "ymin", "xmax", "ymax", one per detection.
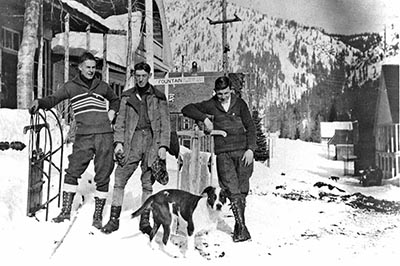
[
  {"xmin": 216, "ymin": 149, "xmax": 254, "ymax": 200},
  {"xmin": 64, "ymin": 133, "xmax": 114, "ymax": 192},
  {"xmin": 111, "ymin": 129, "xmax": 154, "ymax": 206}
]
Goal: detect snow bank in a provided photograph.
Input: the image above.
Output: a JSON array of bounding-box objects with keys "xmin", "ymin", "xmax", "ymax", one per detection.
[{"xmin": 1, "ymin": 109, "xmax": 400, "ymax": 265}]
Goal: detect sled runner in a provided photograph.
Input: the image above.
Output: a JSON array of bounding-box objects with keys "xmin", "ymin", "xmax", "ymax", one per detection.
[{"xmin": 24, "ymin": 109, "xmax": 64, "ymax": 221}]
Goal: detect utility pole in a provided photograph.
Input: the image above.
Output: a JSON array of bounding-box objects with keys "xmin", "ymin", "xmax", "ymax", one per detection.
[
  {"xmin": 384, "ymin": 24, "xmax": 387, "ymax": 57},
  {"xmin": 125, "ymin": 0, "xmax": 133, "ymax": 90},
  {"xmin": 207, "ymin": 0, "xmax": 241, "ymax": 75}
]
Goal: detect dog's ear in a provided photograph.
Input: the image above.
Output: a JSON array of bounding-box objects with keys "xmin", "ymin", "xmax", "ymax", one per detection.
[{"xmin": 201, "ymin": 186, "xmax": 214, "ymax": 197}]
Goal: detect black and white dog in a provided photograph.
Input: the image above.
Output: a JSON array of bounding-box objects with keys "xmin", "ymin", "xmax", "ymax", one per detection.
[{"xmin": 131, "ymin": 186, "xmax": 227, "ymax": 257}]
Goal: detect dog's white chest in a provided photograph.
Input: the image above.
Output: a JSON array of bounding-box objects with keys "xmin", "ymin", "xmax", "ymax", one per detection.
[{"xmin": 192, "ymin": 198, "xmax": 220, "ymax": 234}]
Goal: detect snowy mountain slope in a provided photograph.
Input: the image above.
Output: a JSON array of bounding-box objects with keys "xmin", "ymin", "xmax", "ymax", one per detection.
[
  {"xmin": 163, "ymin": 0, "xmax": 400, "ymax": 140},
  {"xmin": 165, "ymin": 0, "xmax": 399, "ymax": 102}
]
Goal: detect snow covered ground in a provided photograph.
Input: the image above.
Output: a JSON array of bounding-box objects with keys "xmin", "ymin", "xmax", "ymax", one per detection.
[{"xmin": 1, "ymin": 108, "xmax": 400, "ymax": 266}]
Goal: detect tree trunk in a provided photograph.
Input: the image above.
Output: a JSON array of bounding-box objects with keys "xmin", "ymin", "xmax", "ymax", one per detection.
[{"xmin": 17, "ymin": 0, "xmax": 40, "ymax": 109}]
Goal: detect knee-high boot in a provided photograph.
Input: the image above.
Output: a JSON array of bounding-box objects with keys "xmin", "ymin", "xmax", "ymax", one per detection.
[
  {"xmin": 139, "ymin": 209, "xmax": 152, "ymax": 235},
  {"xmin": 52, "ymin": 191, "xmax": 76, "ymax": 223},
  {"xmin": 101, "ymin": 205, "xmax": 122, "ymax": 234},
  {"xmin": 92, "ymin": 197, "xmax": 106, "ymax": 229},
  {"xmin": 231, "ymin": 197, "xmax": 251, "ymax": 242}
]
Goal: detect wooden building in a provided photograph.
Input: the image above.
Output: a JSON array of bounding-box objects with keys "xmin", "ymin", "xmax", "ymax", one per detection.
[
  {"xmin": 374, "ymin": 63, "xmax": 400, "ymax": 179},
  {"xmin": 0, "ymin": 0, "xmax": 110, "ymax": 108},
  {"xmin": 0, "ymin": 0, "xmax": 172, "ymax": 109}
]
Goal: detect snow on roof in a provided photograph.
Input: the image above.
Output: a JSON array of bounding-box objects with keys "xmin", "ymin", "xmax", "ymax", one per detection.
[
  {"xmin": 320, "ymin": 121, "xmax": 353, "ymax": 139},
  {"xmin": 51, "ymin": 11, "xmax": 142, "ymax": 67},
  {"xmin": 61, "ymin": 0, "xmax": 105, "ymax": 26},
  {"xmin": 62, "ymin": 0, "xmax": 145, "ymax": 32}
]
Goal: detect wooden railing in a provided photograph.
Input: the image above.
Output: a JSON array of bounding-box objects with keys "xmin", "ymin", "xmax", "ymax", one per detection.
[{"xmin": 376, "ymin": 123, "xmax": 400, "ymax": 179}]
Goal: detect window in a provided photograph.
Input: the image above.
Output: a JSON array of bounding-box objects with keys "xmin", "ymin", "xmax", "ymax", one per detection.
[
  {"xmin": 2, "ymin": 27, "xmax": 20, "ymax": 52},
  {"xmin": 111, "ymin": 82, "xmax": 124, "ymax": 98},
  {"xmin": 183, "ymin": 117, "xmax": 190, "ymax": 130}
]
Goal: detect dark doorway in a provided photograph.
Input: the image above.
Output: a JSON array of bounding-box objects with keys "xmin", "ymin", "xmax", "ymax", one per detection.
[{"xmin": 1, "ymin": 52, "xmax": 18, "ymax": 108}]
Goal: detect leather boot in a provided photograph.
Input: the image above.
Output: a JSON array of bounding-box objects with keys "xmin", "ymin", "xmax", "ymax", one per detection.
[
  {"xmin": 231, "ymin": 198, "xmax": 251, "ymax": 242},
  {"xmin": 139, "ymin": 209, "xmax": 152, "ymax": 235},
  {"xmin": 101, "ymin": 205, "xmax": 122, "ymax": 234},
  {"xmin": 92, "ymin": 197, "xmax": 106, "ymax": 229},
  {"xmin": 52, "ymin": 191, "xmax": 76, "ymax": 223}
]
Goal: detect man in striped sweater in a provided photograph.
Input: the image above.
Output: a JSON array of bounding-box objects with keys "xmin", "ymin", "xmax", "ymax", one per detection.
[{"xmin": 29, "ymin": 51, "xmax": 120, "ymax": 229}]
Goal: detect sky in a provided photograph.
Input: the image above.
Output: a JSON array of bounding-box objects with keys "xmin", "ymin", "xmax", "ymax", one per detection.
[
  {"xmin": 1, "ymin": 109, "xmax": 400, "ymax": 265},
  {"xmin": 230, "ymin": 0, "xmax": 400, "ymax": 34}
]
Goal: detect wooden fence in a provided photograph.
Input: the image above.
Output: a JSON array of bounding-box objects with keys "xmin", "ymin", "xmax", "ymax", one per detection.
[{"xmin": 375, "ymin": 123, "xmax": 400, "ymax": 179}]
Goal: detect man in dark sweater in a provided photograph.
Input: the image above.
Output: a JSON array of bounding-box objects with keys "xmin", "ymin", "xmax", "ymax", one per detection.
[
  {"xmin": 181, "ymin": 76, "xmax": 256, "ymax": 242},
  {"xmin": 101, "ymin": 62, "xmax": 170, "ymax": 235},
  {"xmin": 29, "ymin": 52, "xmax": 120, "ymax": 229}
]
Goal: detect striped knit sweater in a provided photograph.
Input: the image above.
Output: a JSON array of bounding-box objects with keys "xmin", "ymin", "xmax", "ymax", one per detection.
[{"xmin": 38, "ymin": 75, "xmax": 120, "ymax": 135}]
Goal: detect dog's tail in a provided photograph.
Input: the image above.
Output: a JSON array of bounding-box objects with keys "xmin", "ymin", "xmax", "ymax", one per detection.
[{"xmin": 131, "ymin": 196, "xmax": 154, "ymax": 219}]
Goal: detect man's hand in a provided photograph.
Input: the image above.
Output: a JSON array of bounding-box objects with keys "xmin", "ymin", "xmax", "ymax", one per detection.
[
  {"xmin": 114, "ymin": 143, "xmax": 125, "ymax": 164},
  {"xmin": 29, "ymin": 99, "xmax": 39, "ymax": 115},
  {"xmin": 241, "ymin": 149, "xmax": 254, "ymax": 166},
  {"xmin": 108, "ymin": 110, "xmax": 116, "ymax": 123},
  {"xmin": 204, "ymin": 117, "xmax": 214, "ymax": 133},
  {"xmin": 158, "ymin": 147, "xmax": 167, "ymax": 160}
]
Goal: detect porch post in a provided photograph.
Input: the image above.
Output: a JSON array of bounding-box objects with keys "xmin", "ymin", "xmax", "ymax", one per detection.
[
  {"xmin": 145, "ymin": 0, "xmax": 154, "ymax": 81},
  {"xmin": 37, "ymin": 0, "xmax": 43, "ymax": 98},
  {"xmin": 64, "ymin": 13, "xmax": 70, "ymax": 121},
  {"xmin": 86, "ymin": 24, "xmax": 91, "ymax": 51},
  {"xmin": 102, "ymin": 33, "xmax": 109, "ymax": 83}
]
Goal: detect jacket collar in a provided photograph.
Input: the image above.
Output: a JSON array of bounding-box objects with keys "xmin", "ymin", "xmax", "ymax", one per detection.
[
  {"xmin": 122, "ymin": 84, "xmax": 166, "ymax": 100},
  {"xmin": 213, "ymin": 92, "xmax": 238, "ymax": 112},
  {"xmin": 124, "ymin": 85, "xmax": 152, "ymax": 113}
]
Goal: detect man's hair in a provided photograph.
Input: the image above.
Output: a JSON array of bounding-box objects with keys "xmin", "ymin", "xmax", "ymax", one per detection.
[
  {"xmin": 215, "ymin": 76, "xmax": 231, "ymax": 91},
  {"xmin": 134, "ymin": 62, "xmax": 151, "ymax": 74},
  {"xmin": 79, "ymin": 51, "xmax": 96, "ymax": 64}
]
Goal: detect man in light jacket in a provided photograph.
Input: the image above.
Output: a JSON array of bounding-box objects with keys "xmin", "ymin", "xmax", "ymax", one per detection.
[{"xmin": 102, "ymin": 62, "xmax": 170, "ymax": 235}]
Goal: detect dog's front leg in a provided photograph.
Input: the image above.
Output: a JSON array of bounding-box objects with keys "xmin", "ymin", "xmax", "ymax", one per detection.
[{"xmin": 184, "ymin": 234, "xmax": 198, "ymax": 258}]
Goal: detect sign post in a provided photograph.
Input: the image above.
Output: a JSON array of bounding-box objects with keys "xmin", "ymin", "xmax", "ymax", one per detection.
[{"xmin": 153, "ymin": 76, "xmax": 205, "ymax": 86}]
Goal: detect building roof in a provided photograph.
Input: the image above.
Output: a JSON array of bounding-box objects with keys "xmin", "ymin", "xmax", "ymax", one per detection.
[
  {"xmin": 44, "ymin": 0, "xmax": 110, "ymax": 34},
  {"xmin": 382, "ymin": 64, "xmax": 399, "ymax": 124},
  {"xmin": 328, "ymin": 130, "xmax": 354, "ymax": 145},
  {"xmin": 73, "ymin": 0, "xmax": 135, "ymax": 18},
  {"xmin": 0, "ymin": 0, "xmax": 110, "ymax": 34}
]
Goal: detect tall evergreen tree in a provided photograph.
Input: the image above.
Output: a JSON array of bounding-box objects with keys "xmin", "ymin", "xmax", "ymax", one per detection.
[{"xmin": 252, "ymin": 110, "xmax": 269, "ymax": 162}]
